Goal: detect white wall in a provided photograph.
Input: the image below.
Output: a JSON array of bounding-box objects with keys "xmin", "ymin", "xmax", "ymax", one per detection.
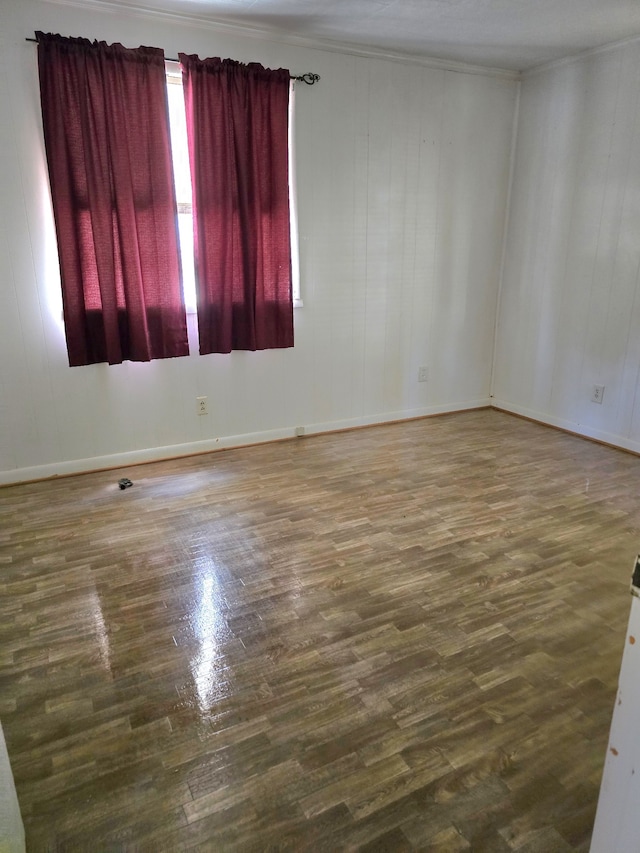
[
  {"xmin": 493, "ymin": 39, "xmax": 640, "ymax": 453},
  {"xmin": 0, "ymin": 0, "xmax": 516, "ymax": 483}
]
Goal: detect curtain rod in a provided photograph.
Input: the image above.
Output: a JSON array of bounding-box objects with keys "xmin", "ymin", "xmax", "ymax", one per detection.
[{"xmin": 25, "ymin": 37, "xmax": 320, "ymax": 84}]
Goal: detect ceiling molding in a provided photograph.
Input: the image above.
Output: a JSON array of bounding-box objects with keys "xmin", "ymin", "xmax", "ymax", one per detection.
[
  {"xmin": 523, "ymin": 30, "xmax": 640, "ymax": 77},
  {"xmin": 37, "ymin": 0, "xmax": 521, "ymax": 80}
]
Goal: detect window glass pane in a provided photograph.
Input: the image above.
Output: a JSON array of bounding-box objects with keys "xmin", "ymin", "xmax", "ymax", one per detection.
[
  {"xmin": 166, "ymin": 64, "xmax": 197, "ymax": 312},
  {"xmin": 166, "ymin": 71, "xmax": 193, "ymax": 206},
  {"xmin": 178, "ymin": 212, "xmax": 197, "ymax": 313},
  {"xmin": 288, "ymin": 82, "xmax": 301, "ymax": 306}
]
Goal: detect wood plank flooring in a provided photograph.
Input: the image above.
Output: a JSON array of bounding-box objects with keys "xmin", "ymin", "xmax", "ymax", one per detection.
[{"xmin": 1, "ymin": 409, "xmax": 639, "ymax": 851}]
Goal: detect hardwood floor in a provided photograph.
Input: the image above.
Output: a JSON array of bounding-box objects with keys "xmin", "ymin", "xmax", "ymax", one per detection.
[{"xmin": 1, "ymin": 408, "xmax": 638, "ymax": 851}]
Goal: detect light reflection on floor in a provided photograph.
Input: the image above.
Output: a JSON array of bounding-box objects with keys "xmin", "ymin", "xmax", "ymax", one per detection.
[
  {"xmin": 190, "ymin": 557, "xmax": 230, "ymax": 714},
  {"xmin": 89, "ymin": 590, "xmax": 112, "ymax": 675}
]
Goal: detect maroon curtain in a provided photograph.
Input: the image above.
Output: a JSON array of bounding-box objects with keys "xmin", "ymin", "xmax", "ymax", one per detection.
[
  {"xmin": 179, "ymin": 56, "xmax": 294, "ymax": 354},
  {"xmin": 37, "ymin": 33, "xmax": 189, "ymax": 366}
]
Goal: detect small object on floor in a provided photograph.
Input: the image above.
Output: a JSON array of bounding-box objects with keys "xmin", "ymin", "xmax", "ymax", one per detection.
[{"xmin": 118, "ymin": 478, "xmax": 133, "ymax": 490}]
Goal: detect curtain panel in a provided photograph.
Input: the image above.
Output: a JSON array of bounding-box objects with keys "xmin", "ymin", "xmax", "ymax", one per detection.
[
  {"xmin": 37, "ymin": 33, "xmax": 188, "ymax": 366},
  {"xmin": 179, "ymin": 56, "xmax": 294, "ymax": 354}
]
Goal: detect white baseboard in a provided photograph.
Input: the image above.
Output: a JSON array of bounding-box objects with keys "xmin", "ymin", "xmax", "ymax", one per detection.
[
  {"xmin": 0, "ymin": 399, "xmax": 490, "ymax": 486},
  {"xmin": 491, "ymin": 399, "xmax": 640, "ymax": 456}
]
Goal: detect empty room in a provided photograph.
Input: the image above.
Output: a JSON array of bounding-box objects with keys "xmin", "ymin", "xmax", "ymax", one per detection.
[{"xmin": 3, "ymin": 0, "xmax": 640, "ymax": 850}]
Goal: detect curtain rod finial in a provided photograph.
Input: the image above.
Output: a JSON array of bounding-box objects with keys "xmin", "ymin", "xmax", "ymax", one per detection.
[{"xmin": 293, "ymin": 72, "xmax": 320, "ymax": 85}]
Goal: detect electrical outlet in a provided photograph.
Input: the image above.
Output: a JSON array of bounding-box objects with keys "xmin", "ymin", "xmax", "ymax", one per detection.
[
  {"xmin": 418, "ymin": 366, "xmax": 429, "ymax": 383},
  {"xmin": 196, "ymin": 396, "xmax": 208, "ymax": 416},
  {"xmin": 591, "ymin": 385, "xmax": 605, "ymax": 404}
]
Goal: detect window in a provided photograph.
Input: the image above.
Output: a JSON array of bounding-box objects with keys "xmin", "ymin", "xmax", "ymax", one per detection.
[
  {"xmin": 37, "ymin": 34, "xmax": 298, "ymax": 366},
  {"xmin": 165, "ymin": 62, "xmax": 197, "ymax": 314}
]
